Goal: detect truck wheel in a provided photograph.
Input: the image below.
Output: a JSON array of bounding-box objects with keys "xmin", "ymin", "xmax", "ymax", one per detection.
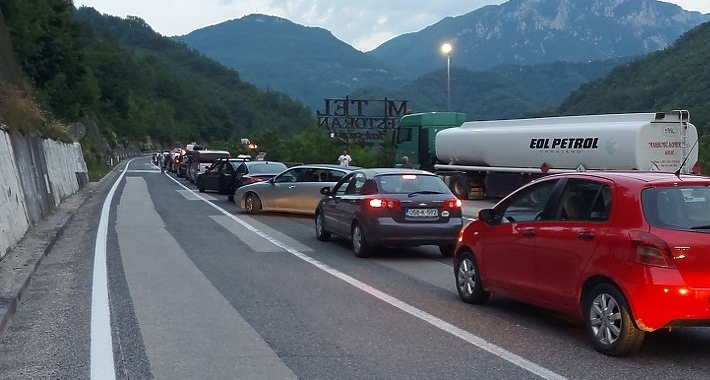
[{"xmin": 450, "ymin": 175, "xmax": 470, "ymax": 200}]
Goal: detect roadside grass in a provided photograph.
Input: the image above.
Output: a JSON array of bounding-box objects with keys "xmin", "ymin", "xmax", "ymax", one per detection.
[{"xmin": 86, "ymin": 159, "xmax": 113, "ymax": 182}]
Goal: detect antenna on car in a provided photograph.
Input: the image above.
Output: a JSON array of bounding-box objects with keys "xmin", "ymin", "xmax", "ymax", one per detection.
[{"xmin": 675, "ymin": 138, "xmax": 699, "ymax": 177}]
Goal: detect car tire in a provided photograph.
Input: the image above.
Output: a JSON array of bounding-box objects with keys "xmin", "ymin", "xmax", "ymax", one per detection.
[
  {"xmin": 351, "ymin": 222, "xmax": 373, "ymax": 258},
  {"xmin": 450, "ymin": 175, "xmax": 470, "ymax": 200},
  {"xmin": 315, "ymin": 211, "xmax": 331, "ymax": 241},
  {"xmin": 584, "ymin": 283, "xmax": 645, "ymax": 356},
  {"xmin": 245, "ymin": 193, "xmax": 262, "ymax": 214},
  {"xmin": 439, "ymin": 244, "xmax": 455, "ymax": 257},
  {"xmin": 455, "ymin": 250, "xmax": 490, "ymax": 304}
]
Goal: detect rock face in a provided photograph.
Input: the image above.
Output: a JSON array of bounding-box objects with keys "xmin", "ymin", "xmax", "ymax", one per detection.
[{"xmin": 368, "ymin": 0, "xmax": 710, "ymax": 75}]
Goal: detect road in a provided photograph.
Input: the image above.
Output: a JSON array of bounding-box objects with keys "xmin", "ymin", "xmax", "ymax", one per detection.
[{"xmin": 1, "ymin": 156, "xmax": 709, "ymax": 380}]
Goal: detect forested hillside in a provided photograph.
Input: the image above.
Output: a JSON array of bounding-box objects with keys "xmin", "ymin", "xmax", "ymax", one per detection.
[
  {"xmin": 555, "ymin": 21, "xmax": 710, "ymax": 171},
  {"xmin": 0, "ymin": 0, "xmax": 316, "ymax": 165},
  {"xmin": 354, "ymin": 59, "xmax": 628, "ymax": 120}
]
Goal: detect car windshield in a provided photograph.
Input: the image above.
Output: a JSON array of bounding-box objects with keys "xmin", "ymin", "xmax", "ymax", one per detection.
[
  {"xmin": 247, "ymin": 162, "xmax": 287, "ymax": 174},
  {"xmin": 375, "ymin": 174, "xmax": 450, "ymax": 195},
  {"xmin": 642, "ymin": 186, "xmax": 710, "ymax": 230}
]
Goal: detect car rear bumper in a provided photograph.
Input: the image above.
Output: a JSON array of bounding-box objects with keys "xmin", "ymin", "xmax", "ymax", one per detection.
[
  {"xmin": 627, "ymin": 269, "xmax": 710, "ymax": 331},
  {"xmin": 361, "ymin": 217, "xmax": 462, "ymax": 246}
]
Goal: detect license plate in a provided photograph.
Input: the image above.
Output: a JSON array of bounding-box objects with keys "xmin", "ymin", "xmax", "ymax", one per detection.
[{"xmin": 406, "ymin": 208, "xmax": 438, "ymax": 217}]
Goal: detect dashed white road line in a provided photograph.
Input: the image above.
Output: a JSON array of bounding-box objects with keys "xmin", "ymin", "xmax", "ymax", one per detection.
[{"xmin": 163, "ymin": 170, "xmax": 568, "ymax": 380}]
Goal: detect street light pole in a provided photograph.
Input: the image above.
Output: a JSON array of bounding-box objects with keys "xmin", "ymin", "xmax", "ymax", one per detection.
[{"xmin": 441, "ymin": 43, "xmax": 452, "ymax": 111}]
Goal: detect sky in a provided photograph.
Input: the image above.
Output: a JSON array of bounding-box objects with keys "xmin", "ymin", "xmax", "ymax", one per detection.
[{"xmin": 72, "ymin": 0, "xmax": 710, "ymax": 52}]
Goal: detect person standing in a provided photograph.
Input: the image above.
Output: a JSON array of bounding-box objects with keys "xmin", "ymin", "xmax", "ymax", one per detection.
[
  {"xmin": 338, "ymin": 149, "xmax": 352, "ymax": 167},
  {"xmin": 158, "ymin": 152, "xmax": 165, "ymax": 173},
  {"xmin": 401, "ymin": 156, "xmax": 413, "ymax": 169}
]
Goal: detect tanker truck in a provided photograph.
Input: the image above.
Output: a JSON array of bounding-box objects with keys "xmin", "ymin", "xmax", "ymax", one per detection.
[{"xmin": 394, "ymin": 110, "xmax": 700, "ymax": 199}]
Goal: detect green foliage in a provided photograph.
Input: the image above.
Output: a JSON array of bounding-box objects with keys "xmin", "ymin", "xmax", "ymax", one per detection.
[
  {"xmin": 175, "ymin": 14, "xmax": 408, "ymax": 112},
  {"xmin": 555, "ymin": 21, "xmax": 710, "ymax": 173},
  {"xmin": 353, "ymin": 59, "xmax": 626, "ymax": 120},
  {"xmin": 0, "ymin": 1, "xmax": 316, "ymax": 152},
  {"xmin": 0, "ymin": 0, "xmax": 100, "ymax": 121}
]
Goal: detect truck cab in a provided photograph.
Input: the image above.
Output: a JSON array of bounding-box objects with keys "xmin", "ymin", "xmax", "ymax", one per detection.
[{"xmin": 395, "ymin": 112, "xmax": 466, "ymax": 171}]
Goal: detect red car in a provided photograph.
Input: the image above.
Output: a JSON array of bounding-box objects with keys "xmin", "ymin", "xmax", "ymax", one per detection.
[{"xmin": 454, "ymin": 171, "xmax": 710, "ymax": 356}]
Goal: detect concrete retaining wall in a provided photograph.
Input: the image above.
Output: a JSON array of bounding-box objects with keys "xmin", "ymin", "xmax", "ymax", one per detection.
[{"xmin": 0, "ymin": 128, "xmax": 88, "ymax": 258}]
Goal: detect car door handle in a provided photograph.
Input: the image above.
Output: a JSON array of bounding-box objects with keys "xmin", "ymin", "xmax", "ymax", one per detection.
[
  {"xmin": 289, "ymin": 185, "xmax": 296, "ymax": 189},
  {"xmin": 522, "ymin": 229, "xmax": 535, "ymax": 238},
  {"xmin": 578, "ymin": 232, "xmax": 596, "ymax": 241}
]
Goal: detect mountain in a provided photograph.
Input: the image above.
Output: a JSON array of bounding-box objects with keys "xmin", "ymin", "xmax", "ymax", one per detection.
[
  {"xmin": 175, "ymin": 14, "xmax": 408, "ymax": 112},
  {"xmin": 368, "ymin": 0, "xmax": 710, "ymax": 77},
  {"xmin": 175, "ymin": 1, "xmax": 707, "ymax": 115},
  {"xmin": 555, "ymin": 21, "xmax": 710, "ymax": 134},
  {"xmin": 71, "ymin": 8, "xmax": 314, "ymax": 144},
  {"xmin": 352, "ymin": 58, "xmax": 629, "ymax": 120}
]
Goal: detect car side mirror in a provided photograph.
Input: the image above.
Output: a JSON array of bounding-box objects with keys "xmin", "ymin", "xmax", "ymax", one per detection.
[
  {"xmin": 478, "ymin": 209, "xmax": 499, "ymax": 225},
  {"xmin": 320, "ymin": 186, "xmax": 332, "ymax": 196}
]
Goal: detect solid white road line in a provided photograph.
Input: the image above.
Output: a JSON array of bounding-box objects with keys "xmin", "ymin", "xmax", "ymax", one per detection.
[
  {"xmin": 91, "ymin": 160, "xmax": 137, "ymax": 380},
  {"xmin": 164, "ymin": 173, "xmax": 569, "ymax": 380}
]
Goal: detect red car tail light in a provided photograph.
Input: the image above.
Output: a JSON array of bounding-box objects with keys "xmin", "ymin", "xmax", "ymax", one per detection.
[
  {"xmin": 442, "ymin": 198, "xmax": 463, "ymax": 210},
  {"xmin": 244, "ymin": 177, "xmax": 264, "ymax": 184},
  {"xmin": 629, "ymin": 230, "xmax": 676, "ymax": 268},
  {"xmin": 369, "ymin": 198, "xmax": 401, "ymax": 209}
]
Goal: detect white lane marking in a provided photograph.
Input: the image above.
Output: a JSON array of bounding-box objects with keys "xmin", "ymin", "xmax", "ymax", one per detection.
[
  {"xmin": 237, "ymin": 214, "xmax": 314, "ymax": 252},
  {"xmin": 164, "ymin": 174, "xmax": 568, "ymax": 380},
  {"xmin": 176, "ymin": 190, "xmax": 202, "ymax": 201},
  {"xmin": 210, "ymin": 215, "xmax": 285, "ymax": 252},
  {"xmin": 175, "ymin": 189, "xmax": 219, "ymax": 201},
  {"xmin": 92, "ymin": 160, "xmax": 137, "ymax": 380}
]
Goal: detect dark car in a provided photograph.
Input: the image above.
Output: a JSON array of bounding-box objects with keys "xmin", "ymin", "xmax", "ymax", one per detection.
[
  {"xmin": 186, "ymin": 150, "xmax": 230, "ymax": 184},
  {"xmin": 315, "ymin": 168, "xmax": 464, "ymax": 258},
  {"xmin": 453, "ymin": 171, "xmax": 710, "ymax": 356},
  {"xmin": 197, "ymin": 159, "xmax": 288, "ymax": 197}
]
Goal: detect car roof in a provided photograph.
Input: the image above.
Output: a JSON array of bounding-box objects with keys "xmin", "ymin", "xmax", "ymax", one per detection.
[
  {"xmin": 545, "ymin": 171, "xmax": 710, "ymax": 187},
  {"xmin": 289, "ymin": 164, "xmax": 356, "ymax": 170},
  {"xmin": 243, "ymin": 160, "xmax": 286, "ymax": 166},
  {"xmin": 355, "ymin": 168, "xmax": 435, "ymax": 176}
]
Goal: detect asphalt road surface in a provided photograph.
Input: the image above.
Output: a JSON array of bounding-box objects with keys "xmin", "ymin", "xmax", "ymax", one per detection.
[{"xmin": 1, "ymin": 157, "xmax": 709, "ymax": 380}]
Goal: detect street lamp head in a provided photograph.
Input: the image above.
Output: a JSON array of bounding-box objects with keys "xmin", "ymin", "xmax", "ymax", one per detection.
[{"xmin": 441, "ymin": 43, "xmax": 452, "ymax": 55}]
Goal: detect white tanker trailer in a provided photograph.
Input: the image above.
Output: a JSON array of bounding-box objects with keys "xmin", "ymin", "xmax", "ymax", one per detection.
[{"xmin": 395, "ymin": 110, "xmax": 700, "ymax": 199}]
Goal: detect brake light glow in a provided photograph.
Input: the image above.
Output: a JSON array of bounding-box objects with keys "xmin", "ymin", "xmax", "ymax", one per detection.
[
  {"xmin": 369, "ymin": 198, "xmax": 401, "ymax": 209},
  {"xmin": 402, "ymin": 175, "xmax": 417, "ymax": 180},
  {"xmin": 244, "ymin": 177, "xmax": 263, "ymax": 184},
  {"xmin": 443, "ymin": 198, "xmax": 463, "ymax": 209},
  {"xmin": 629, "ymin": 230, "xmax": 676, "ymax": 268}
]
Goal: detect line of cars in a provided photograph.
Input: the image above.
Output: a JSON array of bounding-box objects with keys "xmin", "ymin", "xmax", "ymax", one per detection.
[
  {"xmin": 185, "ymin": 158, "xmax": 467, "ymax": 258},
  {"xmin": 166, "ymin": 154, "xmax": 710, "ymax": 356}
]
